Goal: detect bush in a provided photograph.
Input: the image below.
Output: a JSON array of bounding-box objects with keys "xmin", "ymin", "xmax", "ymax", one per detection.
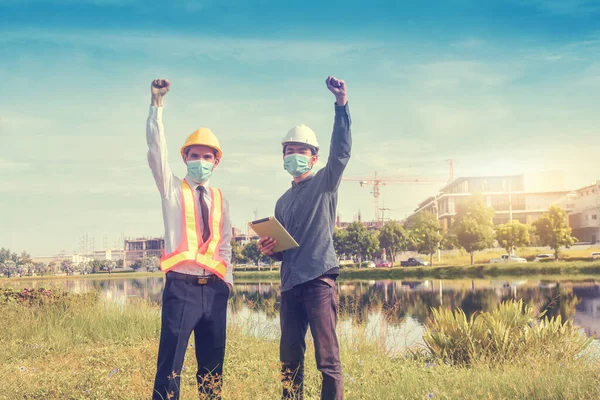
[
  {"xmin": 0, "ymin": 287, "xmax": 97, "ymax": 308},
  {"xmin": 423, "ymin": 299, "xmax": 591, "ymax": 366}
]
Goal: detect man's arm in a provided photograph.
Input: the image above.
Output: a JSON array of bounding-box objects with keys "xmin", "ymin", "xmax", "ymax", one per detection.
[
  {"xmin": 146, "ymin": 79, "xmax": 176, "ymax": 197},
  {"xmin": 221, "ymin": 196, "xmax": 234, "ymax": 289},
  {"xmin": 323, "ymin": 76, "xmax": 352, "ymax": 192},
  {"xmin": 258, "ymin": 200, "xmax": 284, "ymax": 261}
]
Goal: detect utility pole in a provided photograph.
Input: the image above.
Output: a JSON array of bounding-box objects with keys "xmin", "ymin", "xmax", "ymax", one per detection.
[
  {"xmin": 434, "ymin": 199, "xmax": 441, "ymax": 263},
  {"xmin": 508, "ymin": 179, "xmax": 513, "ymax": 222},
  {"xmin": 508, "ymin": 179, "xmax": 514, "ymax": 255}
]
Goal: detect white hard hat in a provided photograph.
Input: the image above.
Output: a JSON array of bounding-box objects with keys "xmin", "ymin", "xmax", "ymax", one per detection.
[{"xmin": 281, "ymin": 124, "xmax": 319, "ymax": 153}]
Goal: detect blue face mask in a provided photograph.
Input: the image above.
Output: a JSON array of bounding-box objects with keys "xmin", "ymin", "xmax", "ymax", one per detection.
[
  {"xmin": 187, "ymin": 160, "xmax": 214, "ymax": 183},
  {"xmin": 284, "ymin": 154, "xmax": 312, "ymax": 177}
]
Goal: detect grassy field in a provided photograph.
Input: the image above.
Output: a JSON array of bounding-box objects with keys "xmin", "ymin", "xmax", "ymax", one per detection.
[{"xmin": 2, "ymin": 291, "xmax": 600, "ymax": 399}]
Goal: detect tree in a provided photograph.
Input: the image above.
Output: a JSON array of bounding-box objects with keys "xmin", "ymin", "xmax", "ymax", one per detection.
[
  {"xmin": 48, "ymin": 261, "xmax": 59, "ymax": 275},
  {"xmin": 364, "ymin": 231, "xmax": 380, "ymax": 262},
  {"xmin": 0, "ymin": 259, "xmax": 17, "ymax": 278},
  {"xmin": 60, "ymin": 260, "xmax": 74, "ymax": 276},
  {"xmin": 344, "ymin": 221, "xmax": 379, "ymax": 264},
  {"xmin": 76, "ymin": 261, "xmax": 93, "ymax": 275},
  {"xmin": 18, "ymin": 251, "xmax": 32, "ymax": 266},
  {"xmin": 0, "ymin": 248, "xmax": 10, "ymax": 263},
  {"xmin": 406, "ymin": 211, "xmax": 443, "ymax": 266},
  {"xmin": 24, "ymin": 262, "xmax": 35, "ymax": 276},
  {"xmin": 142, "ymin": 256, "xmax": 160, "ymax": 272},
  {"xmin": 231, "ymin": 239, "xmax": 246, "ymax": 265},
  {"xmin": 242, "ymin": 241, "xmax": 262, "ymax": 267},
  {"xmin": 35, "ymin": 262, "xmax": 49, "ymax": 276},
  {"xmin": 533, "ymin": 205, "xmax": 577, "ymax": 260},
  {"xmin": 379, "ymin": 221, "xmax": 414, "ymax": 265},
  {"xmin": 496, "ymin": 220, "xmax": 531, "ymax": 256},
  {"xmin": 100, "ymin": 260, "xmax": 116, "ymax": 274},
  {"xmin": 333, "ymin": 228, "xmax": 348, "ymax": 260},
  {"xmin": 130, "ymin": 260, "xmax": 143, "ymax": 271},
  {"xmin": 90, "ymin": 260, "xmax": 102, "ymax": 274},
  {"xmin": 453, "ymin": 195, "xmax": 495, "ymax": 265}
]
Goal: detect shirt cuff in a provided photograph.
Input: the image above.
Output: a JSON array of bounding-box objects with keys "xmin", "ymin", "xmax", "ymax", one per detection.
[
  {"xmin": 149, "ymin": 105, "xmax": 163, "ymax": 120},
  {"xmin": 335, "ymin": 102, "xmax": 349, "ymax": 113}
]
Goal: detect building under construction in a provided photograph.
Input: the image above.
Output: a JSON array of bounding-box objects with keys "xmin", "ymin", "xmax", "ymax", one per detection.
[
  {"xmin": 569, "ymin": 181, "xmax": 600, "ymax": 244},
  {"xmin": 410, "ymin": 172, "xmax": 575, "ymax": 231},
  {"xmin": 123, "ymin": 237, "xmax": 164, "ymax": 267}
]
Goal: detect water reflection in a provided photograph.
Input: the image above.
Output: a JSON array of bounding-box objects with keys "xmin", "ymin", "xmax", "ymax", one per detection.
[{"xmin": 4, "ymin": 277, "xmax": 600, "ymax": 353}]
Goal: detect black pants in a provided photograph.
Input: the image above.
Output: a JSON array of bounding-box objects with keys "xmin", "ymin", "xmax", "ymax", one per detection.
[
  {"xmin": 280, "ymin": 278, "xmax": 343, "ymax": 400},
  {"xmin": 153, "ymin": 272, "xmax": 229, "ymax": 400}
]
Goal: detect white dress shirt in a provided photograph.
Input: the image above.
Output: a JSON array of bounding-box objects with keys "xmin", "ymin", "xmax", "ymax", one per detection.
[{"xmin": 146, "ymin": 106, "xmax": 233, "ymax": 286}]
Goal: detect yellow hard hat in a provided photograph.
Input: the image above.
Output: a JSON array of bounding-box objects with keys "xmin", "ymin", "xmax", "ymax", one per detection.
[{"xmin": 180, "ymin": 128, "xmax": 223, "ymax": 160}]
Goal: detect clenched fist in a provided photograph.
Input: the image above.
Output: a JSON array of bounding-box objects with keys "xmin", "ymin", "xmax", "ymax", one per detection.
[
  {"xmin": 326, "ymin": 76, "xmax": 347, "ymax": 106},
  {"xmin": 151, "ymin": 79, "xmax": 170, "ymax": 107}
]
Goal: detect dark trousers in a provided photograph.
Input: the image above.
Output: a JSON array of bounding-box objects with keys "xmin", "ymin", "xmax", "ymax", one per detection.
[
  {"xmin": 280, "ymin": 278, "xmax": 343, "ymax": 400},
  {"xmin": 153, "ymin": 272, "xmax": 229, "ymax": 400}
]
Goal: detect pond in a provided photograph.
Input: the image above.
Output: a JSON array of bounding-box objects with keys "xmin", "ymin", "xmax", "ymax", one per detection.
[{"xmin": 4, "ymin": 276, "xmax": 599, "ymax": 354}]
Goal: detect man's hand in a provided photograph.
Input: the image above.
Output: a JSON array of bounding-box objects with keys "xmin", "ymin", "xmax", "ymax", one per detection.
[
  {"xmin": 258, "ymin": 237, "xmax": 278, "ymax": 256},
  {"xmin": 326, "ymin": 76, "xmax": 347, "ymax": 106},
  {"xmin": 151, "ymin": 79, "xmax": 170, "ymax": 107}
]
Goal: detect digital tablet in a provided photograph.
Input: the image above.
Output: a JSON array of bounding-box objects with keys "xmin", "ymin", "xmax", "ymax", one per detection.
[{"xmin": 249, "ymin": 217, "xmax": 299, "ymax": 253}]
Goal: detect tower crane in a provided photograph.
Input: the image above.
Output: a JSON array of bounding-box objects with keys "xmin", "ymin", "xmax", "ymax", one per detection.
[{"xmin": 342, "ymin": 159, "xmax": 454, "ymax": 224}]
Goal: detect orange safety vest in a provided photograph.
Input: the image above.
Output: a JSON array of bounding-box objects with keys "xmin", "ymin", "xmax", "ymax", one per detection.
[{"xmin": 160, "ymin": 180, "xmax": 228, "ymax": 279}]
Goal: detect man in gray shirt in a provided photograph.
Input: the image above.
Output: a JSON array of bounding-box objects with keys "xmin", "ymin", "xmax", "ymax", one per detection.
[{"xmin": 258, "ymin": 76, "xmax": 351, "ymax": 400}]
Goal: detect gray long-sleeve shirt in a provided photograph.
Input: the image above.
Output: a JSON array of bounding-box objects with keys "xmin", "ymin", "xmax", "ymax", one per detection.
[{"xmin": 275, "ymin": 103, "xmax": 352, "ymax": 292}]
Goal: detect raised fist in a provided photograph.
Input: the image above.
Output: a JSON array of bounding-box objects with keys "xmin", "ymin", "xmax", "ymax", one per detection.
[
  {"xmin": 151, "ymin": 79, "xmax": 170, "ymax": 97},
  {"xmin": 326, "ymin": 76, "xmax": 346, "ymax": 97},
  {"xmin": 326, "ymin": 76, "xmax": 347, "ymax": 105}
]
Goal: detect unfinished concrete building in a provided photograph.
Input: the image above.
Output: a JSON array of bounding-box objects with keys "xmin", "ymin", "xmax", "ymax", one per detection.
[{"xmin": 123, "ymin": 237, "xmax": 164, "ymax": 268}]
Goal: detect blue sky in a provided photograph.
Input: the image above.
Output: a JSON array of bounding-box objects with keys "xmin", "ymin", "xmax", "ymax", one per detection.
[{"xmin": 1, "ymin": 0, "xmax": 599, "ymax": 256}]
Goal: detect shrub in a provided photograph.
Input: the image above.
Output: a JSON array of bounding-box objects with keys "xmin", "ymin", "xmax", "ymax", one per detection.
[
  {"xmin": 0, "ymin": 287, "xmax": 97, "ymax": 308},
  {"xmin": 423, "ymin": 299, "xmax": 591, "ymax": 366}
]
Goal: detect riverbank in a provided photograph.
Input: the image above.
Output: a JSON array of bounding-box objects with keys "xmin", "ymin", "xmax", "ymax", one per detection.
[
  {"xmin": 3, "ymin": 261, "xmax": 600, "ymax": 284},
  {"xmin": 233, "ymin": 260, "xmax": 600, "ymax": 281},
  {"xmin": 2, "ymin": 293, "xmax": 599, "ymax": 399}
]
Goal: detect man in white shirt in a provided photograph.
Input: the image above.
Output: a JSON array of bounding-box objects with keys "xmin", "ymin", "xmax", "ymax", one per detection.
[{"xmin": 146, "ymin": 78, "xmax": 233, "ymax": 400}]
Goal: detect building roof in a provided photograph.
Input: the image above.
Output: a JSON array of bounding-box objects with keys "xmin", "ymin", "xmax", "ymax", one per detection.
[
  {"xmin": 575, "ymin": 181, "xmax": 600, "ymax": 193},
  {"xmin": 438, "ymin": 174, "xmax": 522, "ymax": 194}
]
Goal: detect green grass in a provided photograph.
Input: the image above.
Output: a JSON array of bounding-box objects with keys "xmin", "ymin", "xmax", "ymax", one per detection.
[
  {"xmin": 228, "ymin": 260, "xmax": 600, "ymax": 281},
  {"xmin": 2, "ymin": 245, "xmax": 599, "ymax": 285},
  {"xmin": 337, "ymin": 260, "xmax": 600, "ymax": 280},
  {"xmin": 2, "ymin": 290, "xmax": 600, "ymax": 399},
  {"xmin": 0, "ymin": 270, "xmax": 165, "ymax": 282},
  {"xmin": 423, "ymin": 299, "xmax": 592, "ymax": 366},
  {"xmin": 436, "ymin": 246, "xmax": 600, "ymax": 265},
  {"xmin": 4, "ymin": 261, "xmax": 600, "ymax": 284}
]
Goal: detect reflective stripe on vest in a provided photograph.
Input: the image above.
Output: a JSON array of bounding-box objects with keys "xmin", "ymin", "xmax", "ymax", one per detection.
[{"xmin": 160, "ymin": 180, "xmax": 227, "ymax": 278}]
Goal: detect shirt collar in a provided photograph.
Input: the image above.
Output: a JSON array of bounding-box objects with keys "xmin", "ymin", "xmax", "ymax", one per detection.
[
  {"xmin": 292, "ymin": 173, "xmax": 314, "ymax": 188},
  {"xmin": 185, "ymin": 176, "xmax": 210, "ymax": 191}
]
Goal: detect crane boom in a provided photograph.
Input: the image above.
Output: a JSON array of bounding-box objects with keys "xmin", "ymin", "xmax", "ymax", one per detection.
[{"xmin": 342, "ymin": 160, "xmax": 454, "ymax": 224}]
